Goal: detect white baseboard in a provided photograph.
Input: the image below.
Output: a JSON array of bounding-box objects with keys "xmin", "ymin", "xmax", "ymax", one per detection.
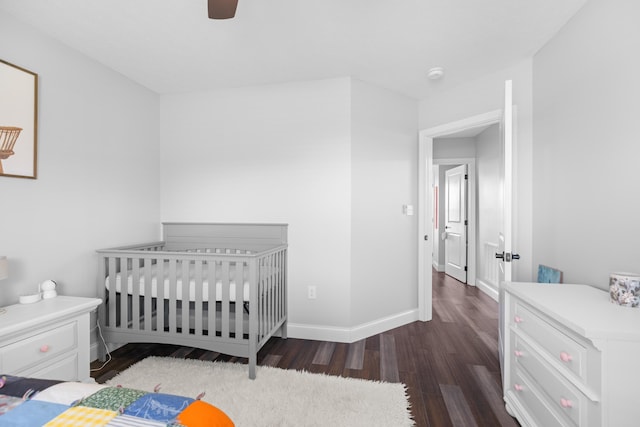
[
  {"xmin": 287, "ymin": 309, "xmax": 419, "ymax": 343},
  {"xmin": 90, "ymin": 340, "xmax": 124, "ymax": 362},
  {"xmin": 476, "ymin": 279, "xmax": 499, "ymax": 302},
  {"xmin": 90, "ymin": 341, "xmax": 99, "ymax": 362}
]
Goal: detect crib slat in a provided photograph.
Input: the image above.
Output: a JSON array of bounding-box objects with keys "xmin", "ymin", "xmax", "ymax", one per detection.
[
  {"xmin": 270, "ymin": 253, "xmax": 276, "ymax": 333},
  {"xmin": 221, "ymin": 260, "xmax": 230, "ymax": 338},
  {"xmin": 248, "ymin": 257, "xmax": 258, "ymax": 379},
  {"xmin": 119, "ymin": 257, "xmax": 129, "ymax": 329},
  {"xmin": 181, "ymin": 259, "xmax": 189, "ymax": 334},
  {"xmin": 143, "ymin": 257, "xmax": 154, "ymax": 332},
  {"xmin": 234, "ymin": 261, "xmax": 243, "ymax": 341},
  {"xmin": 278, "ymin": 250, "xmax": 284, "ymax": 324},
  {"xmin": 107, "ymin": 257, "xmax": 117, "ymax": 328},
  {"xmin": 131, "ymin": 259, "xmax": 140, "ymax": 331},
  {"xmin": 155, "ymin": 258, "xmax": 167, "ymax": 332},
  {"xmin": 207, "ymin": 259, "xmax": 216, "ymax": 337},
  {"xmin": 273, "ymin": 252, "xmax": 278, "ymax": 327},
  {"xmin": 261, "ymin": 256, "xmax": 268, "ymax": 339},
  {"xmin": 168, "ymin": 259, "xmax": 177, "ymax": 333},
  {"xmin": 194, "ymin": 259, "xmax": 203, "ymax": 336}
]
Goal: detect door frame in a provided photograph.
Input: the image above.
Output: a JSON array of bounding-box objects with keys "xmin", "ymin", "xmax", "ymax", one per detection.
[{"xmin": 418, "ymin": 109, "xmax": 502, "ymax": 322}]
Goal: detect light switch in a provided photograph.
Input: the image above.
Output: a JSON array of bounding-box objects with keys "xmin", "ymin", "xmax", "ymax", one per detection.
[{"xmin": 403, "ymin": 204, "xmax": 414, "ymax": 216}]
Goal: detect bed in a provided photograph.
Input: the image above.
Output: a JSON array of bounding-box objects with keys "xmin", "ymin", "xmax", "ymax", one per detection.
[
  {"xmin": 96, "ymin": 223, "xmax": 288, "ymax": 380},
  {"xmin": 0, "ymin": 374, "xmax": 234, "ymax": 426}
]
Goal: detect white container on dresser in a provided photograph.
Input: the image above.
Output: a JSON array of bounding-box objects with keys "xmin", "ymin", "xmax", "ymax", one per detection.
[
  {"xmin": 0, "ymin": 296, "xmax": 101, "ymax": 382},
  {"xmin": 501, "ymin": 282, "xmax": 640, "ymax": 427}
]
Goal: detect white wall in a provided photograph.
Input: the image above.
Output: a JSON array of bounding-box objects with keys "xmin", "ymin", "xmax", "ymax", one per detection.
[
  {"xmin": 350, "ymin": 79, "xmax": 418, "ymax": 327},
  {"xmin": 159, "ymin": 77, "xmax": 420, "ymax": 339},
  {"xmin": 434, "ymin": 137, "xmax": 476, "ymax": 159},
  {"xmin": 420, "ymin": 60, "xmax": 534, "ymax": 282},
  {"xmin": 0, "ymin": 15, "xmax": 160, "ymax": 306},
  {"xmin": 159, "ymin": 78, "xmax": 353, "ymax": 331},
  {"xmin": 532, "ymin": 0, "xmax": 640, "ymax": 288}
]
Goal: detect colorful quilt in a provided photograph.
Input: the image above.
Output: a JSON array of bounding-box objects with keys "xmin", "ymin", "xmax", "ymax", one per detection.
[{"xmin": 0, "ymin": 375, "xmax": 233, "ymax": 427}]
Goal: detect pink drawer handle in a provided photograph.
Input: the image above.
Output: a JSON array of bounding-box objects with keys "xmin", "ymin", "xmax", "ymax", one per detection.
[
  {"xmin": 560, "ymin": 398, "xmax": 573, "ymax": 408},
  {"xmin": 514, "ymin": 316, "xmax": 523, "ymax": 323},
  {"xmin": 560, "ymin": 351, "xmax": 573, "ymax": 362},
  {"xmin": 514, "ymin": 384, "xmax": 523, "ymax": 392},
  {"xmin": 40, "ymin": 344, "xmax": 50, "ymax": 353},
  {"xmin": 514, "ymin": 350, "xmax": 523, "ymax": 358}
]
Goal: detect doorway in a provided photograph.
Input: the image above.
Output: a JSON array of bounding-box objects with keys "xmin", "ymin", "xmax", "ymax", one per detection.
[{"xmin": 417, "ymin": 110, "xmax": 502, "ymax": 322}]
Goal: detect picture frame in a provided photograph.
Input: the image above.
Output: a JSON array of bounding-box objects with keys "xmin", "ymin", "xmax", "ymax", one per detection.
[{"xmin": 0, "ymin": 59, "xmax": 38, "ymax": 179}]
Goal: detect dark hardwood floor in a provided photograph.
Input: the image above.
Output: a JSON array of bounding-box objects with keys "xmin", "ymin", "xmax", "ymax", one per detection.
[{"xmin": 90, "ymin": 270, "xmax": 518, "ymax": 427}]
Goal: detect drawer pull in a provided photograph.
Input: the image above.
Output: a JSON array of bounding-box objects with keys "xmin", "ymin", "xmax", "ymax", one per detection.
[
  {"xmin": 560, "ymin": 351, "xmax": 573, "ymax": 362},
  {"xmin": 514, "ymin": 350, "xmax": 523, "ymax": 357},
  {"xmin": 40, "ymin": 344, "xmax": 50, "ymax": 353},
  {"xmin": 560, "ymin": 398, "xmax": 573, "ymax": 408},
  {"xmin": 514, "ymin": 384, "xmax": 523, "ymax": 392},
  {"xmin": 514, "ymin": 316, "xmax": 523, "ymax": 323}
]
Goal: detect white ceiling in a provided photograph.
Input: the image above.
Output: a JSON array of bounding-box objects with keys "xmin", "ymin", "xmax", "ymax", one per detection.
[{"xmin": 0, "ymin": 0, "xmax": 587, "ymax": 99}]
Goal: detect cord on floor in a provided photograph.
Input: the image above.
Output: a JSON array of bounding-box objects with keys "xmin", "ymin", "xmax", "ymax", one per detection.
[{"xmin": 90, "ymin": 321, "xmax": 112, "ymax": 372}]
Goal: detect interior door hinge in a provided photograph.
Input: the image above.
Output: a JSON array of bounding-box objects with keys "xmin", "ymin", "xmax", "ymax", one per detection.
[
  {"xmin": 464, "ymin": 266, "xmax": 468, "ymax": 271},
  {"xmin": 464, "ymin": 174, "xmax": 468, "ymax": 179}
]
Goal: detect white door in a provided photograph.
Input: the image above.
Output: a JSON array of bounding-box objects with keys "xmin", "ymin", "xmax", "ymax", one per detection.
[
  {"xmin": 498, "ymin": 80, "xmax": 518, "ymax": 380},
  {"xmin": 444, "ymin": 164, "xmax": 468, "ymax": 283}
]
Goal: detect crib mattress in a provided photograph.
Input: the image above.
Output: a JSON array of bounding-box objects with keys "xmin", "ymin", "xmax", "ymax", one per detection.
[{"xmin": 105, "ymin": 262, "xmax": 250, "ymax": 303}]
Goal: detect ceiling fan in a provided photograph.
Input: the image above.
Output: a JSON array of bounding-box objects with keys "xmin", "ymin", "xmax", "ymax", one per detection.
[{"xmin": 208, "ymin": 0, "xmax": 238, "ymax": 19}]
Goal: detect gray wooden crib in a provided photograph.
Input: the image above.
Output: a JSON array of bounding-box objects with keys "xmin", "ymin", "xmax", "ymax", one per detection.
[{"xmin": 96, "ymin": 223, "xmax": 288, "ymax": 379}]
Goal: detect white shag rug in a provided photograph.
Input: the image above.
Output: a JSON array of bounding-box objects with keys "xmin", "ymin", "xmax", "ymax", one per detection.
[{"xmin": 106, "ymin": 356, "xmax": 414, "ymax": 427}]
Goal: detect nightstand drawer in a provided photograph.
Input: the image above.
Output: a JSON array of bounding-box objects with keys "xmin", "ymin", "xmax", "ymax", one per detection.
[
  {"xmin": 28, "ymin": 353, "xmax": 78, "ymax": 381},
  {"xmin": 513, "ymin": 301, "xmax": 587, "ymax": 381},
  {"xmin": 0, "ymin": 321, "xmax": 78, "ymax": 373},
  {"xmin": 514, "ymin": 334, "xmax": 589, "ymax": 426}
]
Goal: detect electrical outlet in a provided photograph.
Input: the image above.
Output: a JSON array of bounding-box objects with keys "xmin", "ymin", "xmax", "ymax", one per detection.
[{"xmin": 307, "ymin": 286, "xmax": 317, "ymax": 299}]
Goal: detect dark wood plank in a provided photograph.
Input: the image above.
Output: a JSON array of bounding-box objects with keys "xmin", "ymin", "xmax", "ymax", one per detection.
[
  {"xmin": 380, "ymin": 334, "xmax": 400, "ymax": 382},
  {"xmin": 312, "ymin": 341, "xmax": 335, "ymax": 365},
  {"xmin": 344, "ymin": 339, "xmax": 365, "ymax": 370},
  {"xmin": 440, "ymin": 384, "xmax": 479, "ymax": 427},
  {"xmin": 470, "ymin": 365, "xmax": 519, "ymax": 427},
  {"xmin": 261, "ymin": 354, "xmax": 282, "ymax": 367}
]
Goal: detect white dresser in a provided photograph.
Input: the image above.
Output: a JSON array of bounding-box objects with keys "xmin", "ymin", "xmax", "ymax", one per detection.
[
  {"xmin": 0, "ymin": 296, "xmax": 101, "ymax": 382},
  {"xmin": 502, "ymin": 282, "xmax": 640, "ymax": 427}
]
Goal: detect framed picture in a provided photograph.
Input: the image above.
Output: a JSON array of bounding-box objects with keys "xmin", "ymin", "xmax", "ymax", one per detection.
[{"xmin": 0, "ymin": 59, "xmax": 38, "ymax": 179}]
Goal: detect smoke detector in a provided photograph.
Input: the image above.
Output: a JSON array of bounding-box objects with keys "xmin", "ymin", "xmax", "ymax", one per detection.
[{"xmin": 427, "ymin": 67, "xmax": 444, "ymax": 80}]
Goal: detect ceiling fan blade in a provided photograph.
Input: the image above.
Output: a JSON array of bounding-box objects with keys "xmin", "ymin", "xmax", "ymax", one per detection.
[{"xmin": 208, "ymin": 0, "xmax": 238, "ymax": 19}]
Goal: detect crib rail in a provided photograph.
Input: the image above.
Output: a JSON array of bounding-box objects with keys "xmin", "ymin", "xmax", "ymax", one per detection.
[{"xmin": 96, "ymin": 243, "xmax": 287, "ymax": 378}]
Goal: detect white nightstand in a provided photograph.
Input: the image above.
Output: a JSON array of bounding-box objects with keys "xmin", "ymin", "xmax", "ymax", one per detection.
[{"xmin": 0, "ymin": 296, "xmax": 101, "ymax": 382}]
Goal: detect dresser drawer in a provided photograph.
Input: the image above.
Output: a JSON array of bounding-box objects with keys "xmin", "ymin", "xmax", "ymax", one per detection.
[
  {"xmin": 513, "ymin": 300, "xmax": 587, "ymax": 381},
  {"xmin": 510, "ymin": 367, "xmax": 570, "ymax": 427},
  {"xmin": 514, "ymin": 333, "xmax": 589, "ymax": 426},
  {"xmin": 0, "ymin": 321, "xmax": 78, "ymax": 374}
]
